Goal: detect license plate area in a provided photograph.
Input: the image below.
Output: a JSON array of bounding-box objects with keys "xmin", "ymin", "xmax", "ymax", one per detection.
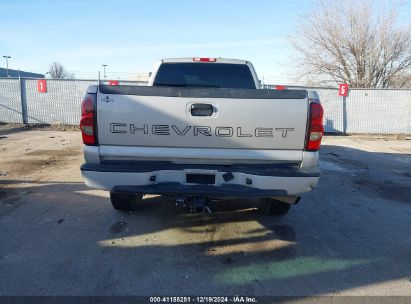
[{"xmin": 186, "ymin": 173, "xmax": 215, "ymax": 185}]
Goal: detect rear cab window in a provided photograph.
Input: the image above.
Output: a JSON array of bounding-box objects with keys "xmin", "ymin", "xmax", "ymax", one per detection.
[{"xmin": 153, "ymin": 63, "xmax": 256, "ymax": 89}]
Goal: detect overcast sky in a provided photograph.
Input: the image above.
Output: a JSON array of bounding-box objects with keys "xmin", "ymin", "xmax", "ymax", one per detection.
[{"xmin": 1, "ymin": 0, "xmax": 410, "ymax": 80}]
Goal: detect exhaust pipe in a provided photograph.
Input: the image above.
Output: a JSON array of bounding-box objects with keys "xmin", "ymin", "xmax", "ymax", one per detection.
[{"xmin": 271, "ymin": 195, "xmax": 301, "ymax": 205}]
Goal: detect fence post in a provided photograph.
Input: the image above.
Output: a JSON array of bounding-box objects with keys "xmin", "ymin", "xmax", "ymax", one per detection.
[
  {"xmin": 19, "ymin": 77, "xmax": 28, "ymax": 124},
  {"xmin": 342, "ymin": 95, "xmax": 347, "ymax": 134}
]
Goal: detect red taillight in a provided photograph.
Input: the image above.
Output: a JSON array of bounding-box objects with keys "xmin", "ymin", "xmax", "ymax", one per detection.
[
  {"xmin": 306, "ymin": 102, "xmax": 324, "ymax": 151},
  {"xmin": 81, "ymin": 96, "xmax": 94, "ymax": 113},
  {"xmin": 80, "ymin": 93, "xmax": 96, "ymax": 145},
  {"xmin": 193, "ymin": 57, "xmax": 217, "ymax": 62},
  {"xmin": 275, "ymin": 85, "xmax": 285, "ymax": 90}
]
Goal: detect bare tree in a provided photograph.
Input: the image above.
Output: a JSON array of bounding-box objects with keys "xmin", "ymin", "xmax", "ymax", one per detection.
[
  {"xmin": 291, "ymin": 0, "xmax": 411, "ymax": 88},
  {"xmin": 48, "ymin": 62, "xmax": 68, "ymax": 79}
]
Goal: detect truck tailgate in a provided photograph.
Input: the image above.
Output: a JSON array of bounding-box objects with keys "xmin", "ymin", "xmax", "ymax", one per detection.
[{"xmin": 96, "ymin": 86, "xmax": 308, "ymax": 161}]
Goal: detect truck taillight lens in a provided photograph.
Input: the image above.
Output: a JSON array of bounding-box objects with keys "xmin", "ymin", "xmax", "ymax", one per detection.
[
  {"xmin": 80, "ymin": 93, "xmax": 96, "ymax": 145},
  {"xmin": 306, "ymin": 102, "xmax": 324, "ymax": 151}
]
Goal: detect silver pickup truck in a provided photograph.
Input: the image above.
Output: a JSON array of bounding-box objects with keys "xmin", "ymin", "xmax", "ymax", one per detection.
[{"xmin": 80, "ymin": 58, "xmax": 323, "ymax": 215}]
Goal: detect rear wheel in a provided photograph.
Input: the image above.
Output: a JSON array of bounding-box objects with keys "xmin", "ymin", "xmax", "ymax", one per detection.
[
  {"xmin": 110, "ymin": 192, "xmax": 143, "ymax": 211},
  {"xmin": 258, "ymin": 198, "xmax": 291, "ymax": 215}
]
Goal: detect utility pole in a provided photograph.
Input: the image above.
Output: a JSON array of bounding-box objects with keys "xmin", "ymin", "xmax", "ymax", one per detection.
[
  {"xmin": 3, "ymin": 56, "xmax": 11, "ymax": 77},
  {"xmin": 102, "ymin": 64, "xmax": 107, "ymax": 79}
]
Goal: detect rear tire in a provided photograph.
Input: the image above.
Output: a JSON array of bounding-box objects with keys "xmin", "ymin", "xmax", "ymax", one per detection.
[
  {"xmin": 258, "ymin": 198, "xmax": 291, "ymax": 215},
  {"xmin": 110, "ymin": 192, "xmax": 143, "ymax": 211}
]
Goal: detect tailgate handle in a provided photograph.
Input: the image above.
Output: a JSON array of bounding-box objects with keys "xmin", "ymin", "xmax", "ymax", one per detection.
[{"xmin": 190, "ymin": 104, "xmax": 214, "ymax": 116}]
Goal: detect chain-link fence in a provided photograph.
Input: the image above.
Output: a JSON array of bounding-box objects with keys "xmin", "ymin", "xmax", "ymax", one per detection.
[
  {"xmin": 0, "ymin": 78, "xmax": 22, "ymax": 124},
  {"xmin": 1, "ymin": 78, "xmax": 410, "ymax": 134},
  {"xmin": 345, "ymin": 89, "xmax": 410, "ymax": 134}
]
